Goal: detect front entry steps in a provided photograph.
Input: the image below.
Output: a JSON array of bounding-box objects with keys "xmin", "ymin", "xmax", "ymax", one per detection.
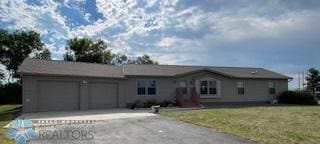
[{"xmin": 176, "ymin": 88, "xmax": 200, "ymax": 108}]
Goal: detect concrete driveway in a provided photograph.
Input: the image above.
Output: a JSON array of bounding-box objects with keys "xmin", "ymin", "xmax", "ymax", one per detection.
[
  {"xmin": 22, "ymin": 109, "xmax": 155, "ymax": 121},
  {"xmin": 24, "ymin": 109, "xmax": 251, "ymax": 144}
]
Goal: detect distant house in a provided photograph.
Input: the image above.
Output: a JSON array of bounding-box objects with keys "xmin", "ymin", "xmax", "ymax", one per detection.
[{"xmin": 18, "ymin": 58, "xmax": 291, "ymax": 112}]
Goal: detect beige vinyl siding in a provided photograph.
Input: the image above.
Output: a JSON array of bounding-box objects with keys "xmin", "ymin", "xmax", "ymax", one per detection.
[
  {"xmin": 22, "ymin": 71, "xmax": 288, "ymax": 113},
  {"xmin": 176, "ymin": 71, "xmax": 288, "ymax": 103},
  {"xmin": 123, "ymin": 77, "xmax": 176, "ymax": 104}
]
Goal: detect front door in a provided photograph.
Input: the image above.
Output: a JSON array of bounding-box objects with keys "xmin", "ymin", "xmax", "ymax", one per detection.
[{"xmin": 179, "ymin": 80, "xmax": 189, "ymax": 98}]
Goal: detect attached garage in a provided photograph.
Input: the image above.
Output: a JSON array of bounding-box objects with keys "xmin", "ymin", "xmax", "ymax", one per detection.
[
  {"xmin": 36, "ymin": 80, "xmax": 120, "ymax": 112},
  {"xmin": 18, "ymin": 58, "xmax": 125, "ymax": 113},
  {"xmin": 89, "ymin": 83, "xmax": 118, "ymax": 109},
  {"xmin": 38, "ymin": 81, "xmax": 80, "ymax": 112}
]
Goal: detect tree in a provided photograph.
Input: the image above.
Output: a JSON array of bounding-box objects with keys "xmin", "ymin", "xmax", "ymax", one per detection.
[
  {"xmin": 0, "ymin": 29, "xmax": 43, "ymax": 80},
  {"xmin": 0, "ymin": 71, "xmax": 3, "ymax": 79},
  {"xmin": 136, "ymin": 54, "xmax": 158, "ymax": 64},
  {"xmin": 102, "ymin": 50, "xmax": 113, "ymax": 64},
  {"xmin": 306, "ymin": 67, "xmax": 320, "ymax": 94},
  {"xmin": 63, "ymin": 51, "xmax": 75, "ymax": 61},
  {"xmin": 0, "ymin": 69, "xmax": 4, "ymax": 85},
  {"xmin": 34, "ymin": 48, "xmax": 51, "ymax": 60},
  {"xmin": 111, "ymin": 53, "xmax": 128, "ymax": 65},
  {"xmin": 64, "ymin": 37, "xmax": 112, "ymax": 64}
]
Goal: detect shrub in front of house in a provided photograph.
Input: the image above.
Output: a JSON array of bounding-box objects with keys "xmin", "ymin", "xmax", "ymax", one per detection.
[
  {"xmin": 278, "ymin": 90, "xmax": 318, "ymax": 105},
  {"xmin": 126, "ymin": 99, "xmax": 176, "ymax": 109},
  {"xmin": 159, "ymin": 100, "xmax": 177, "ymax": 107},
  {"xmin": 143, "ymin": 99, "xmax": 158, "ymax": 108},
  {"xmin": 126, "ymin": 102, "xmax": 136, "ymax": 109}
]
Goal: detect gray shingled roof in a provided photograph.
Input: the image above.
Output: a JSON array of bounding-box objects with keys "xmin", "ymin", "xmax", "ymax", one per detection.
[
  {"xmin": 123, "ymin": 64, "xmax": 290, "ymax": 79},
  {"xmin": 18, "ymin": 58, "xmax": 124, "ymax": 78},
  {"xmin": 18, "ymin": 58, "xmax": 291, "ymax": 79}
]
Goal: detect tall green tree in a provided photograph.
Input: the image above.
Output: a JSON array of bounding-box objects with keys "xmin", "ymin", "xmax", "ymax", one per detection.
[
  {"xmin": 64, "ymin": 37, "xmax": 113, "ymax": 64},
  {"xmin": 0, "ymin": 29, "xmax": 44, "ymax": 80},
  {"xmin": 136, "ymin": 54, "xmax": 158, "ymax": 64},
  {"xmin": 111, "ymin": 53, "xmax": 128, "ymax": 65},
  {"xmin": 34, "ymin": 48, "xmax": 51, "ymax": 60},
  {"xmin": 306, "ymin": 67, "xmax": 320, "ymax": 94},
  {"xmin": 0, "ymin": 69, "xmax": 4, "ymax": 85}
]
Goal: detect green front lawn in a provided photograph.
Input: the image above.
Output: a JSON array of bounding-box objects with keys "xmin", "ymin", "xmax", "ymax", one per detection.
[
  {"xmin": 0, "ymin": 105, "xmax": 22, "ymax": 144},
  {"xmin": 162, "ymin": 106, "xmax": 320, "ymax": 144}
]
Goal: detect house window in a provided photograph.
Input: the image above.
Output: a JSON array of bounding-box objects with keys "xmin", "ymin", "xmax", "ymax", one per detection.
[
  {"xmin": 137, "ymin": 80, "xmax": 146, "ymax": 95},
  {"xmin": 137, "ymin": 80, "xmax": 156, "ymax": 95},
  {"xmin": 209, "ymin": 81, "xmax": 217, "ymax": 95},
  {"xmin": 148, "ymin": 80, "xmax": 156, "ymax": 95},
  {"xmin": 268, "ymin": 82, "xmax": 275, "ymax": 95},
  {"xmin": 200, "ymin": 81, "xmax": 208, "ymax": 94},
  {"xmin": 237, "ymin": 81, "xmax": 244, "ymax": 95},
  {"xmin": 179, "ymin": 80, "xmax": 188, "ymax": 95},
  {"xmin": 200, "ymin": 80, "xmax": 216, "ymax": 95}
]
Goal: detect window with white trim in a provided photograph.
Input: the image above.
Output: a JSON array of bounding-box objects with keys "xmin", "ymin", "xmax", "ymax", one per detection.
[
  {"xmin": 268, "ymin": 82, "xmax": 275, "ymax": 95},
  {"xmin": 137, "ymin": 80, "xmax": 156, "ymax": 95},
  {"xmin": 237, "ymin": 81, "xmax": 245, "ymax": 95},
  {"xmin": 209, "ymin": 81, "xmax": 217, "ymax": 95},
  {"xmin": 179, "ymin": 80, "xmax": 188, "ymax": 95},
  {"xmin": 200, "ymin": 80, "xmax": 217, "ymax": 95}
]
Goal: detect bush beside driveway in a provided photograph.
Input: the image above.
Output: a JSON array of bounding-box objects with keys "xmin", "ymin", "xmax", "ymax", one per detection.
[{"xmin": 162, "ymin": 106, "xmax": 320, "ymax": 144}]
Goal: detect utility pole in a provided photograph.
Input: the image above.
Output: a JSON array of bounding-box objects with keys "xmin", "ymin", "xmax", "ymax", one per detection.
[
  {"xmin": 298, "ymin": 72, "xmax": 301, "ymax": 90},
  {"xmin": 302, "ymin": 71, "xmax": 305, "ymax": 90}
]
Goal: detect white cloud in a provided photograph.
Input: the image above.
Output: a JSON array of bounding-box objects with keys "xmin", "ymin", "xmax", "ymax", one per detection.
[
  {"xmin": 172, "ymin": 7, "xmax": 209, "ymax": 30},
  {"xmin": 156, "ymin": 36, "xmax": 202, "ymax": 51},
  {"xmin": 1, "ymin": 0, "xmax": 319, "ymax": 87},
  {"xmin": 83, "ymin": 13, "xmax": 91, "ymax": 22},
  {"xmin": 156, "ymin": 37, "xmax": 178, "ymax": 47},
  {"xmin": 0, "ymin": 0, "xmax": 70, "ymax": 58},
  {"xmin": 70, "ymin": 0, "xmax": 183, "ymax": 57},
  {"xmin": 0, "ymin": 0, "xmax": 69, "ymax": 38},
  {"xmin": 151, "ymin": 36, "xmax": 203, "ymax": 64},
  {"xmin": 144, "ymin": 0, "xmax": 157, "ymax": 8}
]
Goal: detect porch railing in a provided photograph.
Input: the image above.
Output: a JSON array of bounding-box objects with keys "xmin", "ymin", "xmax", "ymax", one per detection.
[
  {"xmin": 191, "ymin": 87, "xmax": 200, "ymax": 106},
  {"xmin": 176, "ymin": 88, "xmax": 184, "ymax": 107},
  {"xmin": 176, "ymin": 87, "xmax": 200, "ymax": 108}
]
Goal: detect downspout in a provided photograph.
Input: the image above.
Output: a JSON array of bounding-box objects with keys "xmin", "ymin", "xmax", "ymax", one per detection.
[{"xmin": 121, "ymin": 65, "xmax": 125, "ymax": 76}]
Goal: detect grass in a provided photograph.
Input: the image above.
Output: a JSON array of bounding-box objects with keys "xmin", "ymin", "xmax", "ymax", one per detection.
[
  {"xmin": 162, "ymin": 106, "xmax": 320, "ymax": 144},
  {"xmin": 0, "ymin": 104, "xmax": 22, "ymax": 144}
]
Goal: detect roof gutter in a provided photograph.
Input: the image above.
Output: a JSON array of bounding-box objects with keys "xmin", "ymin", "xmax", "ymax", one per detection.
[{"xmin": 19, "ymin": 72, "xmax": 126, "ymax": 79}]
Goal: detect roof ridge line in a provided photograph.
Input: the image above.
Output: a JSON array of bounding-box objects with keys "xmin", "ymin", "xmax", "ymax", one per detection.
[
  {"xmin": 123, "ymin": 64, "xmax": 263, "ymax": 69},
  {"xmin": 26, "ymin": 58, "xmax": 120, "ymax": 67}
]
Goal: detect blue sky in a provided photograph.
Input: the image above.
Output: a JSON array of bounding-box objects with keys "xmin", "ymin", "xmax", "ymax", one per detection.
[{"xmin": 1, "ymin": 0, "xmax": 320, "ymax": 89}]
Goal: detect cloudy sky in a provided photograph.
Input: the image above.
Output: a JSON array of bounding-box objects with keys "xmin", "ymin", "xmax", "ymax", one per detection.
[{"xmin": 1, "ymin": 0, "xmax": 320, "ymax": 89}]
